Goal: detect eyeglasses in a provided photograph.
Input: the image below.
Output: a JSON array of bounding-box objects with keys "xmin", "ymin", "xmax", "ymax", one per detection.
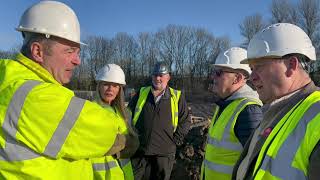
[{"xmin": 210, "ymin": 69, "xmax": 236, "ymax": 77}]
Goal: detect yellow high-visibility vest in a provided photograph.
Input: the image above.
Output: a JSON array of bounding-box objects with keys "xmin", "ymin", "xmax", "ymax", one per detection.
[
  {"xmin": 91, "ymin": 106, "xmax": 134, "ymax": 180},
  {"xmin": 0, "ymin": 54, "xmax": 120, "ymax": 179},
  {"xmin": 252, "ymin": 91, "xmax": 320, "ymax": 180},
  {"xmin": 201, "ymin": 98, "xmax": 261, "ymax": 180},
  {"xmin": 132, "ymin": 86, "xmax": 181, "ymax": 132}
]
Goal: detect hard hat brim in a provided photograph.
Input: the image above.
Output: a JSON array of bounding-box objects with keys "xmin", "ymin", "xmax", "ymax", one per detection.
[
  {"xmin": 240, "ymin": 55, "xmax": 283, "ymax": 64},
  {"xmin": 152, "ymin": 72, "xmax": 170, "ymax": 76},
  {"xmin": 16, "ymin": 27, "xmax": 87, "ymax": 46}
]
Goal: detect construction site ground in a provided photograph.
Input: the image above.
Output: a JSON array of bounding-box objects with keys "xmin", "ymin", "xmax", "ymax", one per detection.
[{"xmin": 170, "ymin": 102, "xmax": 214, "ymax": 180}]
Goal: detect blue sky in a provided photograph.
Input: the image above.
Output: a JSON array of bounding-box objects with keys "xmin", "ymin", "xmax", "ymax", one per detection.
[{"xmin": 1, "ymin": 0, "xmax": 272, "ymax": 51}]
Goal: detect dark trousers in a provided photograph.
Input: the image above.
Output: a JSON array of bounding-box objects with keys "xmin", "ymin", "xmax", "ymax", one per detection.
[{"xmin": 131, "ymin": 154, "xmax": 175, "ymax": 180}]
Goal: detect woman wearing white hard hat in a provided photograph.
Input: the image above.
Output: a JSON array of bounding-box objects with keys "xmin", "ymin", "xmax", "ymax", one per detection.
[{"xmin": 91, "ymin": 64, "xmax": 139, "ymax": 180}]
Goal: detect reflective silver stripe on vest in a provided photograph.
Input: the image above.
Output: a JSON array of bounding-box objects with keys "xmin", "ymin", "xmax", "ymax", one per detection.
[
  {"xmin": 44, "ymin": 97, "xmax": 86, "ymax": 158},
  {"xmin": 260, "ymin": 155, "xmax": 305, "ymax": 179},
  {"xmin": 207, "ymin": 99, "xmax": 250, "ymax": 151},
  {"xmin": 125, "ymin": 109, "xmax": 132, "ymax": 125},
  {"xmin": 204, "ymin": 159, "xmax": 233, "ymax": 174},
  {"xmin": 0, "ymin": 80, "xmax": 41, "ymax": 161},
  {"xmin": 93, "ymin": 161, "xmax": 118, "ymax": 171},
  {"xmin": 119, "ymin": 158, "xmax": 130, "ymax": 168},
  {"xmin": 221, "ymin": 99, "xmax": 251, "ymax": 145},
  {"xmin": 207, "ymin": 136, "xmax": 243, "ymax": 151},
  {"xmin": 173, "ymin": 90, "xmax": 178, "ymax": 96},
  {"xmin": 128, "ymin": 114, "xmax": 132, "ymax": 125},
  {"xmin": 259, "ymin": 101, "xmax": 320, "ymax": 180},
  {"xmin": 135, "ymin": 107, "xmax": 140, "ymax": 113}
]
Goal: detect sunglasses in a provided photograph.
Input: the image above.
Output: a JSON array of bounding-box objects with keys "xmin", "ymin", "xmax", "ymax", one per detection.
[{"xmin": 210, "ymin": 69, "xmax": 236, "ymax": 77}]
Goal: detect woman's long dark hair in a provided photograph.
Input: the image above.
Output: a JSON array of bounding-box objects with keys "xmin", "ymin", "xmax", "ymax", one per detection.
[{"xmin": 96, "ymin": 82, "xmax": 137, "ymax": 136}]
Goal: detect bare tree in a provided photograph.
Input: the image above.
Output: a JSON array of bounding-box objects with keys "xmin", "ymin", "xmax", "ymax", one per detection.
[
  {"xmin": 112, "ymin": 32, "xmax": 138, "ymax": 81},
  {"xmin": 298, "ymin": 0, "xmax": 320, "ymax": 37},
  {"xmin": 187, "ymin": 29, "xmax": 209, "ymax": 77},
  {"xmin": 137, "ymin": 32, "xmax": 158, "ymax": 77},
  {"xmin": 155, "ymin": 25, "xmax": 177, "ymax": 74},
  {"xmin": 291, "ymin": 6, "xmax": 300, "ymax": 25},
  {"xmin": 313, "ymin": 31, "xmax": 320, "ymax": 57},
  {"xmin": 147, "ymin": 37, "xmax": 159, "ymax": 75},
  {"xmin": 175, "ymin": 26, "xmax": 192, "ymax": 77},
  {"xmin": 84, "ymin": 36, "xmax": 114, "ymax": 89},
  {"xmin": 187, "ymin": 29, "xmax": 220, "ymax": 78},
  {"xmin": 0, "ymin": 44, "xmax": 21, "ymax": 59},
  {"xmin": 270, "ymin": 0, "xmax": 299, "ymax": 24},
  {"xmin": 209, "ymin": 36, "xmax": 230, "ymax": 73},
  {"xmin": 239, "ymin": 13, "xmax": 266, "ymax": 48},
  {"xmin": 0, "ymin": 50, "xmax": 15, "ymax": 59},
  {"xmin": 185, "ymin": 28, "xmax": 230, "ymax": 90},
  {"xmin": 155, "ymin": 25, "xmax": 192, "ymax": 77},
  {"xmin": 297, "ymin": 0, "xmax": 320, "ymax": 58},
  {"xmin": 69, "ymin": 46, "xmax": 92, "ymax": 90}
]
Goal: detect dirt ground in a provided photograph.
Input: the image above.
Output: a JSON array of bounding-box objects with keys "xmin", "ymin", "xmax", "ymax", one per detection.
[{"xmin": 170, "ymin": 103, "xmax": 214, "ymax": 180}]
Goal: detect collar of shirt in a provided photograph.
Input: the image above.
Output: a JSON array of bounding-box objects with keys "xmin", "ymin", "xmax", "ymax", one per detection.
[
  {"xmin": 153, "ymin": 89, "xmax": 166, "ymax": 104},
  {"xmin": 262, "ymin": 89, "xmax": 301, "ymax": 113}
]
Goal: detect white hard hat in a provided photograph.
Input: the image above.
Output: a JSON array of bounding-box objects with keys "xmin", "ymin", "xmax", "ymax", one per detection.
[
  {"xmin": 96, "ymin": 64, "xmax": 126, "ymax": 85},
  {"xmin": 16, "ymin": 1, "xmax": 85, "ymax": 45},
  {"xmin": 242, "ymin": 23, "xmax": 316, "ymax": 64},
  {"xmin": 214, "ymin": 47, "xmax": 251, "ymax": 75}
]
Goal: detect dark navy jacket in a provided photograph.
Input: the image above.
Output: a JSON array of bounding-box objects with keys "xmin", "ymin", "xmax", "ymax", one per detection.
[{"xmin": 215, "ymin": 99, "xmax": 263, "ymax": 147}]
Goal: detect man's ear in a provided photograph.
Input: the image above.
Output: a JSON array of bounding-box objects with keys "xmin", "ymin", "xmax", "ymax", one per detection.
[
  {"xmin": 285, "ymin": 56, "xmax": 299, "ymax": 77},
  {"xmin": 30, "ymin": 42, "xmax": 44, "ymax": 63},
  {"xmin": 233, "ymin": 73, "xmax": 242, "ymax": 84}
]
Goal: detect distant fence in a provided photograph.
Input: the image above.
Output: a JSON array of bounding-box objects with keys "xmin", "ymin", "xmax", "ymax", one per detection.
[
  {"xmin": 74, "ymin": 91, "xmax": 211, "ymax": 130},
  {"xmin": 74, "ymin": 88, "xmax": 136, "ymax": 102},
  {"xmin": 74, "ymin": 91, "xmax": 95, "ymax": 101}
]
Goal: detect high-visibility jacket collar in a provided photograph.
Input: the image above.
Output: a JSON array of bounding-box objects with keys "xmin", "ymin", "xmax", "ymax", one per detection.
[
  {"xmin": 132, "ymin": 86, "xmax": 181, "ymax": 132},
  {"xmin": 16, "ymin": 53, "xmax": 60, "ymax": 85},
  {"xmin": 253, "ymin": 91, "xmax": 320, "ymax": 179}
]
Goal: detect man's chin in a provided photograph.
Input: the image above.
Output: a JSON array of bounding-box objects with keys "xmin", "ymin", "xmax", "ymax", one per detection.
[
  {"xmin": 61, "ymin": 78, "xmax": 71, "ymax": 85},
  {"xmin": 153, "ymin": 85, "xmax": 164, "ymax": 91}
]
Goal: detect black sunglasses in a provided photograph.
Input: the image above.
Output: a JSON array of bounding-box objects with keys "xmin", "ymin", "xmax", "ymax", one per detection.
[{"xmin": 210, "ymin": 69, "xmax": 236, "ymax": 77}]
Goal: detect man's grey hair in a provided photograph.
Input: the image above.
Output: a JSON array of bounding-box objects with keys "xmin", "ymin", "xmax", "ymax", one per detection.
[
  {"xmin": 20, "ymin": 32, "xmax": 54, "ymax": 58},
  {"xmin": 283, "ymin": 53, "xmax": 313, "ymax": 73}
]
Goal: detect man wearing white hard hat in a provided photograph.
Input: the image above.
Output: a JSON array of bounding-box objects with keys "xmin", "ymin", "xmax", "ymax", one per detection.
[
  {"xmin": 233, "ymin": 23, "xmax": 320, "ymax": 180},
  {"xmin": 0, "ymin": 1, "xmax": 125, "ymax": 179},
  {"xmin": 201, "ymin": 47, "xmax": 263, "ymax": 180}
]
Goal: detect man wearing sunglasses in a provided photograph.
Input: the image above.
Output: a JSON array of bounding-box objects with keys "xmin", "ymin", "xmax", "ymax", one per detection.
[
  {"xmin": 233, "ymin": 23, "xmax": 320, "ymax": 180},
  {"xmin": 128, "ymin": 61, "xmax": 191, "ymax": 180},
  {"xmin": 202, "ymin": 47, "xmax": 263, "ymax": 180}
]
